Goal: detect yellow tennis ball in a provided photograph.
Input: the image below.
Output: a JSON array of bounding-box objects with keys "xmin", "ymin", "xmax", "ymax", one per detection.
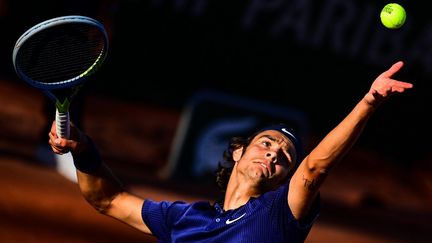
[{"xmin": 380, "ymin": 3, "xmax": 406, "ymax": 29}]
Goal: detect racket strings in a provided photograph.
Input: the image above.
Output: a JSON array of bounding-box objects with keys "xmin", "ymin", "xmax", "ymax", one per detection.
[{"xmin": 15, "ymin": 24, "xmax": 106, "ymax": 85}]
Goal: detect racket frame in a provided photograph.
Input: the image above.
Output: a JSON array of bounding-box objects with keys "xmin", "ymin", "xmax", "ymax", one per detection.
[{"xmin": 12, "ymin": 15, "xmax": 108, "ymax": 138}]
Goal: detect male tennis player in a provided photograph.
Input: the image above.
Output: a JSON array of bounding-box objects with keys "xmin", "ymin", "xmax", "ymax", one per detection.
[{"xmin": 49, "ymin": 61, "xmax": 413, "ymax": 242}]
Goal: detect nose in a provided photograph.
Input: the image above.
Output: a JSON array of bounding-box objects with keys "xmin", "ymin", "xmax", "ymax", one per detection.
[{"xmin": 266, "ymin": 151, "xmax": 277, "ymax": 163}]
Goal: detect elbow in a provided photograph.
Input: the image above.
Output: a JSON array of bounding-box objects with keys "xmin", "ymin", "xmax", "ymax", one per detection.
[
  {"xmin": 89, "ymin": 198, "xmax": 112, "ymax": 214},
  {"xmin": 311, "ymin": 161, "xmax": 332, "ymax": 175},
  {"xmin": 81, "ymin": 190, "xmax": 116, "ymax": 214},
  {"xmin": 303, "ymin": 155, "xmax": 333, "ymax": 176},
  {"xmin": 89, "ymin": 197, "xmax": 114, "ymax": 214}
]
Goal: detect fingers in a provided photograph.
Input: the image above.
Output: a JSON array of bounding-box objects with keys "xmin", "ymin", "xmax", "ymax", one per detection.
[
  {"xmin": 48, "ymin": 134, "xmax": 67, "ymax": 154},
  {"xmin": 390, "ymin": 82, "xmax": 413, "ymax": 93},
  {"xmin": 392, "ymin": 80, "xmax": 414, "ymax": 89},
  {"xmin": 388, "ymin": 61, "xmax": 404, "ymax": 76},
  {"xmin": 379, "ymin": 80, "xmax": 413, "ymax": 95},
  {"xmin": 379, "ymin": 61, "xmax": 414, "ymax": 91},
  {"xmin": 391, "ymin": 60, "xmax": 404, "ymax": 70},
  {"xmin": 366, "ymin": 61, "xmax": 413, "ymax": 106},
  {"xmin": 379, "ymin": 61, "xmax": 404, "ymax": 79},
  {"xmin": 48, "ymin": 124, "xmax": 70, "ymax": 154}
]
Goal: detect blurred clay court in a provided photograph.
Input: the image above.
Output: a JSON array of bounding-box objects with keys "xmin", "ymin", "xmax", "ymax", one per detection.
[{"xmin": 1, "ymin": 78, "xmax": 431, "ymax": 243}]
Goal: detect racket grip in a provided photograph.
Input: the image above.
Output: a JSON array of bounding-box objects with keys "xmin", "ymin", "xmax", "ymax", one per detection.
[{"xmin": 56, "ymin": 109, "xmax": 70, "ymax": 139}]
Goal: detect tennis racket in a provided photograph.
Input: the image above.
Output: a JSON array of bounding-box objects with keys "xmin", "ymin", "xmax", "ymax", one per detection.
[{"xmin": 12, "ymin": 15, "xmax": 108, "ymax": 138}]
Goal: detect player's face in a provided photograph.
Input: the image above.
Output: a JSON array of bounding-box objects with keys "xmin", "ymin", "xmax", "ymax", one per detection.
[{"xmin": 233, "ymin": 130, "xmax": 296, "ymax": 190}]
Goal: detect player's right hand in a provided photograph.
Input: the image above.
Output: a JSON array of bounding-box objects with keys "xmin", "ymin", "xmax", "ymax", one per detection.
[{"xmin": 48, "ymin": 121, "xmax": 83, "ymax": 155}]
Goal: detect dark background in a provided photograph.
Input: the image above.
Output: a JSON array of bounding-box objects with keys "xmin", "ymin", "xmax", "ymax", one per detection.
[
  {"xmin": 0, "ymin": 0, "xmax": 431, "ymax": 242},
  {"xmin": 1, "ymin": 0, "xmax": 430, "ymax": 169}
]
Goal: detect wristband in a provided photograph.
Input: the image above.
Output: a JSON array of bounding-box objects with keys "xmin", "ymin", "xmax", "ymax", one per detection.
[{"xmin": 72, "ymin": 136, "xmax": 102, "ymax": 174}]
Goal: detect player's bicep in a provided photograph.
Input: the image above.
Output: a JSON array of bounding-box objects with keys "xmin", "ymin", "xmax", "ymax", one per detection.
[
  {"xmin": 107, "ymin": 192, "xmax": 152, "ymax": 234},
  {"xmin": 288, "ymin": 156, "xmax": 326, "ymax": 221}
]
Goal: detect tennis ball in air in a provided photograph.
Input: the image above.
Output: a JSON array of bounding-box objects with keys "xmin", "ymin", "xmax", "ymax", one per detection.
[{"xmin": 380, "ymin": 3, "xmax": 406, "ymax": 29}]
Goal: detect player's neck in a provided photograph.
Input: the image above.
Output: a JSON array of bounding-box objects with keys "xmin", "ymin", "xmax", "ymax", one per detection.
[{"xmin": 224, "ymin": 172, "xmax": 261, "ymax": 211}]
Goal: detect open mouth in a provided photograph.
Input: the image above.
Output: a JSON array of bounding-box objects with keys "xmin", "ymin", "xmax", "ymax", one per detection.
[{"xmin": 255, "ymin": 162, "xmax": 271, "ymax": 176}]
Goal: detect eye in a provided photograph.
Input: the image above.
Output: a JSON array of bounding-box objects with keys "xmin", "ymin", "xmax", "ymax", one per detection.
[{"xmin": 261, "ymin": 140, "xmax": 271, "ymax": 147}]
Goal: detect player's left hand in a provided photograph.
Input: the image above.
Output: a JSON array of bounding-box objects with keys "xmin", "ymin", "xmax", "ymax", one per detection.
[{"xmin": 364, "ymin": 61, "xmax": 413, "ymax": 106}]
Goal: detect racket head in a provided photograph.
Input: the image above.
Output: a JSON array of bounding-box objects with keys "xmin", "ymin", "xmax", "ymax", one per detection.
[{"xmin": 12, "ymin": 15, "xmax": 109, "ymax": 90}]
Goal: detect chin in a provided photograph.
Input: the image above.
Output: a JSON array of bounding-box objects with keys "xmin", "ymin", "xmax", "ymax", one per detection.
[{"xmin": 248, "ymin": 169, "xmax": 267, "ymax": 180}]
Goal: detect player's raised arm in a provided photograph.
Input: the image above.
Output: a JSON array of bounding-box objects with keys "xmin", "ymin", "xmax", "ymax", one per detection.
[{"xmin": 288, "ymin": 61, "xmax": 413, "ymax": 221}]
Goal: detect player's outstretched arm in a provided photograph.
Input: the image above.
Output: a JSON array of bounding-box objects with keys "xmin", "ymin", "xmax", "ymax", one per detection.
[{"xmin": 288, "ymin": 61, "xmax": 413, "ymax": 221}]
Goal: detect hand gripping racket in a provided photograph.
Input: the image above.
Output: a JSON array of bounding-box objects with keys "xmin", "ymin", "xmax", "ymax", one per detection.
[{"xmin": 12, "ymin": 15, "xmax": 108, "ymax": 138}]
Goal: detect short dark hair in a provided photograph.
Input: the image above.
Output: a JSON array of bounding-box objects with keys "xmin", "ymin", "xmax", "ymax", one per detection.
[{"xmin": 215, "ymin": 135, "xmax": 252, "ymax": 193}]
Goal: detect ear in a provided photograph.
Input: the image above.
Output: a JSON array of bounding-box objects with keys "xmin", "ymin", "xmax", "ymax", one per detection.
[{"xmin": 233, "ymin": 147, "xmax": 244, "ymax": 162}]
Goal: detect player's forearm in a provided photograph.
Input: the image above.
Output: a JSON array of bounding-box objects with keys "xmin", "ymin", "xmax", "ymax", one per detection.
[
  {"xmin": 72, "ymin": 134, "xmax": 149, "ymax": 233},
  {"xmin": 72, "ymin": 135, "xmax": 124, "ymax": 213},
  {"xmin": 76, "ymin": 164, "xmax": 125, "ymax": 213},
  {"xmin": 307, "ymin": 96, "xmax": 376, "ymax": 171}
]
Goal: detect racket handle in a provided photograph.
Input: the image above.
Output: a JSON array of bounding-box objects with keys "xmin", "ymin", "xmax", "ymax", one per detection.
[{"xmin": 56, "ymin": 109, "xmax": 70, "ymax": 138}]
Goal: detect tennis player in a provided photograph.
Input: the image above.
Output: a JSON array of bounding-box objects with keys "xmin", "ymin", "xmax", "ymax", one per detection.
[{"xmin": 49, "ymin": 61, "xmax": 413, "ymax": 242}]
